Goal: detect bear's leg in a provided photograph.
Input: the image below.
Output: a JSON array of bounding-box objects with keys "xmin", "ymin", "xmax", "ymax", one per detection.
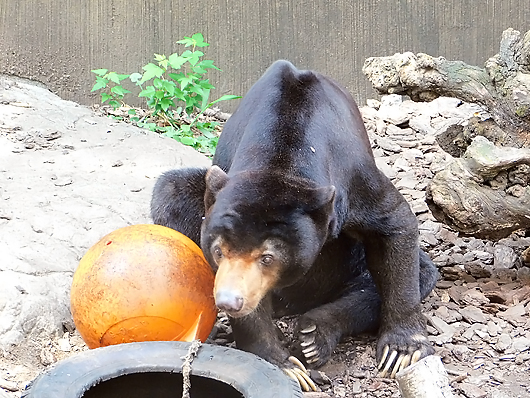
[
  {"xmin": 295, "ymin": 270, "xmax": 380, "ymax": 368},
  {"xmin": 230, "ymin": 296, "xmax": 318, "ymax": 391},
  {"xmin": 150, "ymin": 167, "xmax": 208, "ymax": 246},
  {"xmin": 295, "ymin": 250, "xmax": 438, "ymax": 370}
]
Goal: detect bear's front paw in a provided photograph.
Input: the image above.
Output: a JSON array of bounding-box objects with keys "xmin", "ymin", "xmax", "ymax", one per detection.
[
  {"xmin": 295, "ymin": 315, "xmax": 340, "ymax": 369},
  {"xmin": 376, "ymin": 329, "xmax": 434, "ymax": 378},
  {"xmin": 282, "ymin": 356, "xmax": 319, "ymax": 392}
]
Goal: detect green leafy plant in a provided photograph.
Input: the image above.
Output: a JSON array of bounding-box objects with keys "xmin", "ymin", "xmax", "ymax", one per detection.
[{"xmin": 91, "ymin": 33, "xmax": 240, "ymax": 155}]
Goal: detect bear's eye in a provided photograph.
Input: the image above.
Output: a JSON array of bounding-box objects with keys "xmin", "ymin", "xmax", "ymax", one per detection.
[
  {"xmin": 213, "ymin": 246, "xmax": 223, "ymax": 260},
  {"xmin": 260, "ymin": 254, "xmax": 274, "ymax": 266}
]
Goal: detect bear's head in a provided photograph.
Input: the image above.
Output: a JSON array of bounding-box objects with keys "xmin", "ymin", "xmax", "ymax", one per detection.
[{"xmin": 200, "ymin": 166, "xmax": 336, "ymax": 318}]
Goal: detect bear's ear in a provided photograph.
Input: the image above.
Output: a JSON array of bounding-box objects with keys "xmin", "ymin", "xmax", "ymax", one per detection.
[{"xmin": 204, "ymin": 165, "xmax": 229, "ymax": 209}]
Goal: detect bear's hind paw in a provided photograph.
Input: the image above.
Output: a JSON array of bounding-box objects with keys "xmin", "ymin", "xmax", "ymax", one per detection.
[{"xmin": 283, "ymin": 356, "xmax": 319, "ymax": 392}]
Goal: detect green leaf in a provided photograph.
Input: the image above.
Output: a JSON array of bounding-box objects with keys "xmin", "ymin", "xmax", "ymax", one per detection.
[
  {"xmin": 201, "ymin": 90, "xmax": 211, "ymax": 111},
  {"xmin": 209, "ymin": 94, "xmax": 241, "ymax": 105},
  {"xmin": 128, "ymin": 109, "xmax": 137, "ymax": 115},
  {"xmin": 180, "ymin": 136, "xmax": 196, "ymax": 146},
  {"xmin": 196, "ymin": 59, "xmax": 220, "ymax": 71},
  {"xmin": 160, "ymin": 98, "xmax": 175, "ymax": 112},
  {"xmin": 108, "ymin": 100, "xmax": 121, "ymax": 109},
  {"xmin": 117, "ymin": 74, "xmax": 130, "ymax": 82},
  {"xmin": 110, "ymin": 85, "xmax": 131, "ymax": 97},
  {"xmin": 138, "ymin": 122, "xmax": 157, "ymax": 131},
  {"xmin": 176, "ymin": 36, "xmax": 195, "ymax": 47},
  {"xmin": 140, "ymin": 63, "xmax": 165, "ymax": 83},
  {"xmin": 153, "ymin": 78, "xmax": 164, "ymax": 89},
  {"xmin": 106, "ymin": 72, "xmax": 121, "ymax": 85},
  {"xmin": 154, "ymin": 90, "xmax": 165, "ymax": 100},
  {"xmin": 191, "ymin": 33, "xmax": 209, "ymax": 47},
  {"xmin": 197, "ymin": 79, "xmax": 215, "ymax": 90},
  {"xmin": 161, "ymin": 80, "xmax": 176, "ymax": 96},
  {"xmin": 138, "ymin": 86, "xmax": 156, "ymax": 98},
  {"xmin": 91, "ymin": 76, "xmax": 108, "ymax": 92},
  {"xmin": 187, "ymin": 51, "xmax": 203, "ymax": 66},
  {"xmin": 101, "ymin": 93, "xmax": 112, "ymax": 103},
  {"xmin": 179, "ymin": 76, "xmax": 194, "ymax": 90},
  {"xmin": 91, "ymin": 68, "xmax": 108, "ymax": 76},
  {"xmin": 129, "ymin": 72, "xmax": 143, "ymax": 83},
  {"xmin": 168, "ymin": 53, "xmax": 187, "ymax": 70},
  {"xmin": 168, "ymin": 72, "xmax": 186, "ymax": 82}
]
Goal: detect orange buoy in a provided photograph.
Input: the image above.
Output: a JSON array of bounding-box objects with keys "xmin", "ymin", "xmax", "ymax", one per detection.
[{"xmin": 70, "ymin": 224, "xmax": 217, "ymax": 349}]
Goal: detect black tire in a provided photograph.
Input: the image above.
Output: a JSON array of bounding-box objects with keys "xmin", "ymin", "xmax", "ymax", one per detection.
[{"xmin": 23, "ymin": 341, "xmax": 302, "ymax": 398}]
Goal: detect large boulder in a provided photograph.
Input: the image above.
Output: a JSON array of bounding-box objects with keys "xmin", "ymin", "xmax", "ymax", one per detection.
[{"xmin": 0, "ymin": 75, "xmax": 210, "ymax": 351}]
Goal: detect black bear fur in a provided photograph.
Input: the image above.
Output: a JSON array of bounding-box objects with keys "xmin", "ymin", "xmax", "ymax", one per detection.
[{"xmin": 151, "ymin": 60, "xmax": 438, "ymax": 372}]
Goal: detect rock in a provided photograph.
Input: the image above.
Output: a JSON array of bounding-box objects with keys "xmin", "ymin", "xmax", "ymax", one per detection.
[
  {"xmin": 498, "ymin": 304, "xmax": 527, "ymax": 323},
  {"xmin": 464, "ymin": 262, "xmax": 492, "ymax": 278},
  {"xmin": 428, "ymin": 315, "xmax": 457, "ymax": 335},
  {"xmin": 451, "ymin": 344, "xmax": 473, "ymax": 362},
  {"xmin": 0, "ymin": 388, "xmax": 11, "ymax": 398},
  {"xmin": 401, "ymin": 148, "xmax": 424, "ymax": 163},
  {"xmin": 435, "ymin": 305, "xmax": 463, "ymax": 323},
  {"xmin": 393, "ymin": 157, "xmax": 411, "ymax": 171},
  {"xmin": 458, "ymin": 382, "xmax": 488, "ymax": 398},
  {"xmin": 517, "ymin": 266, "xmax": 530, "ymax": 282},
  {"xmin": 462, "ymin": 289, "xmax": 489, "ymax": 306},
  {"xmin": 39, "ymin": 348, "xmax": 56, "ymax": 366},
  {"xmin": 493, "ymin": 245, "xmax": 518, "ymax": 269},
  {"xmin": 460, "ymin": 306, "xmax": 488, "ymax": 324},
  {"xmin": 374, "ymin": 157, "xmax": 397, "ymax": 179},
  {"xmin": 395, "ymin": 173, "xmax": 418, "ymax": 189},
  {"xmin": 375, "ymin": 136, "xmax": 402, "ymax": 152},
  {"xmin": 409, "ymin": 114, "xmax": 436, "ymax": 135},
  {"xmin": 57, "ymin": 334, "xmax": 71, "ymax": 352},
  {"xmin": 0, "ymin": 379, "xmax": 17, "ymax": 392},
  {"xmin": 0, "ymin": 76, "xmax": 211, "ymax": 352},
  {"xmin": 495, "ymin": 333, "xmax": 513, "ymax": 352},
  {"xmin": 366, "ymin": 99, "xmax": 381, "ymax": 109},
  {"xmin": 487, "ymin": 321, "xmax": 502, "ymax": 337},
  {"xmin": 511, "ymin": 337, "xmax": 530, "ymax": 353},
  {"xmin": 332, "ymin": 385, "xmax": 347, "ymax": 397}
]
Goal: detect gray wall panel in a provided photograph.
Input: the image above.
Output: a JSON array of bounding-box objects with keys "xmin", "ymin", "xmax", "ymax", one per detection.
[{"xmin": 1, "ymin": 1, "xmax": 528, "ymax": 110}]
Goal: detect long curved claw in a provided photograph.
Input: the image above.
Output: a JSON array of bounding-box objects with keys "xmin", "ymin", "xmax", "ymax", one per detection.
[
  {"xmin": 282, "ymin": 356, "xmax": 319, "ymax": 392},
  {"xmin": 379, "ymin": 350, "xmax": 398, "ymax": 378},
  {"xmin": 390, "ymin": 354, "xmax": 405, "ymax": 378},
  {"xmin": 298, "ymin": 324, "xmax": 321, "ymax": 365},
  {"xmin": 378, "ymin": 348, "xmax": 425, "ymax": 378},
  {"xmin": 398, "ymin": 354, "xmax": 411, "ymax": 373},
  {"xmin": 411, "ymin": 350, "xmax": 422, "ymax": 364},
  {"xmin": 377, "ymin": 345, "xmax": 390, "ymax": 370},
  {"xmin": 300, "ymin": 324, "xmax": 317, "ymax": 334},
  {"xmin": 284, "ymin": 368, "xmax": 310, "ymax": 391}
]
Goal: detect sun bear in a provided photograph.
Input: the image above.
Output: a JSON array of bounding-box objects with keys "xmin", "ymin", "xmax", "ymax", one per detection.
[{"xmin": 151, "ymin": 60, "xmax": 438, "ymax": 391}]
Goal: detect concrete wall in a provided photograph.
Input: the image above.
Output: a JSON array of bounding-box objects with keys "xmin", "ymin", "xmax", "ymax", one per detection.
[{"xmin": 1, "ymin": 1, "xmax": 529, "ymax": 111}]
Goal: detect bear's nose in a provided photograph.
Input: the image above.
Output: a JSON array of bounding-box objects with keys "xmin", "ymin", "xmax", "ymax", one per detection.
[{"xmin": 215, "ymin": 290, "xmax": 244, "ymax": 313}]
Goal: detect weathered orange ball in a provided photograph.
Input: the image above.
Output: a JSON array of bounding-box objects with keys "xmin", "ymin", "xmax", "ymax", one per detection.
[{"xmin": 70, "ymin": 224, "xmax": 217, "ymax": 349}]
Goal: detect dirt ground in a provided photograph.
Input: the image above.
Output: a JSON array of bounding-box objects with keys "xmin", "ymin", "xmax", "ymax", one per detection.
[{"xmin": 1, "ymin": 79, "xmax": 529, "ymax": 398}]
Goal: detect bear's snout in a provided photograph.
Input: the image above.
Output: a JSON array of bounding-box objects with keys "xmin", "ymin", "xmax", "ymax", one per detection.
[{"xmin": 215, "ymin": 289, "xmax": 244, "ymax": 313}]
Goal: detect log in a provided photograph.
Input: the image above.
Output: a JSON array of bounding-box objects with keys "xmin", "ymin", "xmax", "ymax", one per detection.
[
  {"xmin": 426, "ymin": 136, "xmax": 530, "ymax": 239},
  {"xmin": 362, "ymin": 28, "xmax": 530, "ymax": 148},
  {"xmin": 363, "ymin": 28, "xmax": 530, "ymax": 238},
  {"xmin": 396, "ymin": 355, "xmax": 455, "ymax": 398}
]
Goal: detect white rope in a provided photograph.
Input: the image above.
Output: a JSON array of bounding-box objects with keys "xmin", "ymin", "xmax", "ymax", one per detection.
[{"xmin": 181, "ymin": 339, "xmax": 203, "ymax": 398}]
